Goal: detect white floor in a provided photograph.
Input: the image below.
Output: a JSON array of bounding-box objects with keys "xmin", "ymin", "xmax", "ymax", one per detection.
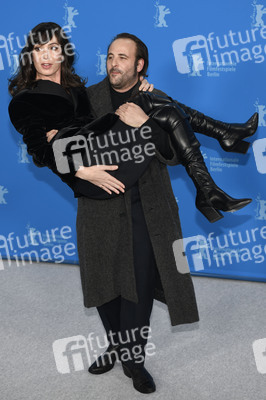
[{"xmin": 1, "ymin": 260, "xmax": 266, "ymax": 400}]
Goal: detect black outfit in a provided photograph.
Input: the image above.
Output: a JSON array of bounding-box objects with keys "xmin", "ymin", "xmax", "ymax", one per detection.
[
  {"xmin": 8, "ymin": 80, "xmax": 93, "ymax": 194},
  {"xmin": 109, "ymin": 81, "xmax": 153, "ymax": 193},
  {"xmin": 9, "ymin": 78, "xmax": 200, "ymax": 332},
  {"xmin": 8, "ymin": 79, "xmax": 179, "ymax": 367},
  {"xmin": 9, "ymin": 79, "xmax": 172, "ymax": 201},
  {"xmin": 96, "ymin": 84, "xmax": 160, "ymax": 368},
  {"xmin": 72, "ymin": 83, "xmax": 174, "ymax": 199}
]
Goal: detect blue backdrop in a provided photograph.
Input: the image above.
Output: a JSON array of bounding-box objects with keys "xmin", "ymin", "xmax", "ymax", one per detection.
[{"xmin": 0, "ymin": 0, "xmax": 265, "ymax": 280}]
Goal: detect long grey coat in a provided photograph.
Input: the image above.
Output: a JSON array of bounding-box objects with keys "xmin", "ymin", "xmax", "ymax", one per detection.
[{"xmin": 76, "ymin": 77, "xmax": 199, "ymax": 326}]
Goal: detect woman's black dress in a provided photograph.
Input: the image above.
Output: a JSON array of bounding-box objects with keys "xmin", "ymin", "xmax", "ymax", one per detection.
[{"xmin": 8, "ymin": 79, "xmax": 171, "ymax": 199}]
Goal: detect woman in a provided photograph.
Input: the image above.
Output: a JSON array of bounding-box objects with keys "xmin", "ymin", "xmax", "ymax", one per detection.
[{"xmin": 8, "ymin": 23, "xmax": 256, "ymax": 223}]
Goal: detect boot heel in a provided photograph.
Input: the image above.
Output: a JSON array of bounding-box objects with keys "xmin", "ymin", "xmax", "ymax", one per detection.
[
  {"xmin": 231, "ymin": 140, "xmax": 250, "ymax": 154},
  {"xmin": 197, "ymin": 205, "xmax": 223, "ymax": 223}
]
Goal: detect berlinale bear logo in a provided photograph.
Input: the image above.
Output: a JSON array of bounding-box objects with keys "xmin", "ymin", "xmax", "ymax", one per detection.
[{"xmin": 154, "ymin": 1, "xmax": 171, "ymax": 28}]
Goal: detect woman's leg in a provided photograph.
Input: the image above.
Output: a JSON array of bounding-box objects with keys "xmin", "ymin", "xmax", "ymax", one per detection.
[
  {"xmin": 52, "ymin": 98, "xmax": 252, "ymax": 222},
  {"xmin": 142, "ymin": 103, "xmax": 252, "ymax": 222},
  {"xmin": 131, "ymin": 92, "xmax": 258, "ymax": 154}
]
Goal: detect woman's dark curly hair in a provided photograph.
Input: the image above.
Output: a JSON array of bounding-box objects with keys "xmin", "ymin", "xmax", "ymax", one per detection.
[{"xmin": 8, "ymin": 22, "xmax": 87, "ymax": 96}]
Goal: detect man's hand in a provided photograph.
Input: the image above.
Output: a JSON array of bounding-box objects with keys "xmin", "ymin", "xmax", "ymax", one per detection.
[
  {"xmin": 46, "ymin": 129, "xmax": 58, "ymax": 142},
  {"xmin": 139, "ymin": 76, "xmax": 154, "ymax": 92},
  {"xmin": 115, "ymin": 103, "xmax": 149, "ymax": 127},
  {"xmin": 75, "ymin": 165, "xmax": 125, "ymax": 195}
]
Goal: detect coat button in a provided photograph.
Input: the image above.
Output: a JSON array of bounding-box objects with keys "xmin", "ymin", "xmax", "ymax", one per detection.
[
  {"xmin": 149, "ymin": 207, "xmax": 154, "ymax": 211},
  {"xmin": 119, "ymin": 212, "xmax": 126, "ymax": 216}
]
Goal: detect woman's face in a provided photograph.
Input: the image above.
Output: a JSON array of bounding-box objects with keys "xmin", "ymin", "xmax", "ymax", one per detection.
[{"xmin": 32, "ymin": 35, "xmax": 63, "ymax": 83}]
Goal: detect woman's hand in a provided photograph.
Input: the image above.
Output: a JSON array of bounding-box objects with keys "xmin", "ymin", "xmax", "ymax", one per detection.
[
  {"xmin": 75, "ymin": 165, "xmax": 125, "ymax": 195},
  {"xmin": 139, "ymin": 76, "xmax": 154, "ymax": 92},
  {"xmin": 115, "ymin": 103, "xmax": 149, "ymax": 127},
  {"xmin": 46, "ymin": 129, "xmax": 58, "ymax": 142}
]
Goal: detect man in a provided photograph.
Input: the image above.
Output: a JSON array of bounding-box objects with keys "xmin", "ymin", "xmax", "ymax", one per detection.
[
  {"xmin": 75, "ymin": 32, "xmax": 256, "ymax": 394},
  {"xmin": 75, "ymin": 33, "xmax": 199, "ymax": 395}
]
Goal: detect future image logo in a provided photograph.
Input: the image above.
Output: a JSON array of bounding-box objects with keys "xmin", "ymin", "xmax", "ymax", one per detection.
[
  {"xmin": 253, "ymin": 138, "xmax": 266, "ymax": 174},
  {"xmin": 0, "ymin": 33, "xmax": 19, "ymax": 73},
  {"xmin": 0, "ymin": 225, "xmax": 76, "ymax": 270},
  {"xmin": 52, "ymin": 126, "xmax": 156, "ymax": 174},
  {"xmin": 53, "ymin": 135, "xmax": 91, "ymax": 174},
  {"xmin": 53, "ymin": 328, "xmax": 155, "ymax": 374},
  {"xmin": 172, "ymin": 35, "xmax": 211, "ymax": 76},
  {"xmin": 253, "ymin": 338, "xmax": 266, "ymax": 374},
  {"xmin": 173, "ymin": 235, "xmax": 211, "ymax": 273},
  {"xmin": 182, "ymin": 235, "xmax": 211, "ymax": 271},
  {"xmin": 173, "ymin": 26, "xmax": 266, "ymax": 77},
  {"xmin": 0, "ymin": 26, "xmax": 74, "ymax": 73},
  {"xmin": 53, "ymin": 335, "xmax": 90, "ymax": 374},
  {"xmin": 175, "ymin": 227, "xmax": 266, "ymax": 273},
  {"xmin": 0, "ymin": 185, "xmax": 8, "ymax": 205}
]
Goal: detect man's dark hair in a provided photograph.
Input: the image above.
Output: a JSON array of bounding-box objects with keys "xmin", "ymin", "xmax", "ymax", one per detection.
[{"xmin": 107, "ymin": 33, "xmax": 149, "ymax": 77}]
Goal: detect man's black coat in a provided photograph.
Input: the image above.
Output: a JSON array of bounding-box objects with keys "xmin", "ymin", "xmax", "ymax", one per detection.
[{"xmin": 76, "ymin": 77, "xmax": 200, "ymax": 326}]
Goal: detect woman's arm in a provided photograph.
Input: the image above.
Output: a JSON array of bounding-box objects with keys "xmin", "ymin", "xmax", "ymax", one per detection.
[{"xmin": 9, "ymin": 99, "xmax": 57, "ymax": 168}]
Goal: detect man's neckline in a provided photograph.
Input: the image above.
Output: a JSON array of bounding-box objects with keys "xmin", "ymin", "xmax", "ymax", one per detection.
[{"xmin": 109, "ymin": 81, "xmax": 139, "ymax": 95}]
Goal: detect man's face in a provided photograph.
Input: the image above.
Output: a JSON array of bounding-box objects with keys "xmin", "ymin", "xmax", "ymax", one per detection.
[{"xmin": 107, "ymin": 38, "xmax": 144, "ymax": 92}]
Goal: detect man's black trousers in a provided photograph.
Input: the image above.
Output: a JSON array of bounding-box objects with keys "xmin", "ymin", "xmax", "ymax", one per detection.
[{"xmin": 96, "ymin": 183, "xmax": 157, "ymax": 368}]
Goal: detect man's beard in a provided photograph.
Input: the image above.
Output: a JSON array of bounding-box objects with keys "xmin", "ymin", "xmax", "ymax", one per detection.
[{"xmin": 108, "ymin": 64, "xmax": 138, "ymax": 90}]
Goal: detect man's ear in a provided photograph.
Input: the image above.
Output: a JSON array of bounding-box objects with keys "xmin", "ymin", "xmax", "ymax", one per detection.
[{"xmin": 137, "ymin": 58, "xmax": 145, "ymax": 73}]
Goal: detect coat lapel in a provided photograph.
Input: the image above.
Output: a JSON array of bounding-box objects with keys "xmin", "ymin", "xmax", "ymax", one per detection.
[
  {"xmin": 87, "ymin": 77, "xmax": 143, "ymax": 117},
  {"xmin": 131, "ymin": 81, "xmax": 141, "ymax": 97},
  {"xmin": 87, "ymin": 77, "xmax": 114, "ymax": 117}
]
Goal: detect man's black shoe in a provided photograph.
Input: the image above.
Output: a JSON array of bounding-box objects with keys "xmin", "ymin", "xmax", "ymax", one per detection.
[
  {"xmin": 122, "ymin": 362, "xmax": 156, "ymax": 394},
  {"xmin": 88, "ymin": 343, "xmax": 120, "ymax": 374}
]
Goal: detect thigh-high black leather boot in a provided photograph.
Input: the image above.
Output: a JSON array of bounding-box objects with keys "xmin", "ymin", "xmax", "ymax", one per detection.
[
  {"xmin": 131, "ymin": 92, "xmax": 258, "ymax": 154},
  {"xmin": 145, "ymin": 103, "xmax": 252, "ymax": 222},
  {"xmin": 176, "ymin": 100, "xmax": 258, "ymax": 154}
]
